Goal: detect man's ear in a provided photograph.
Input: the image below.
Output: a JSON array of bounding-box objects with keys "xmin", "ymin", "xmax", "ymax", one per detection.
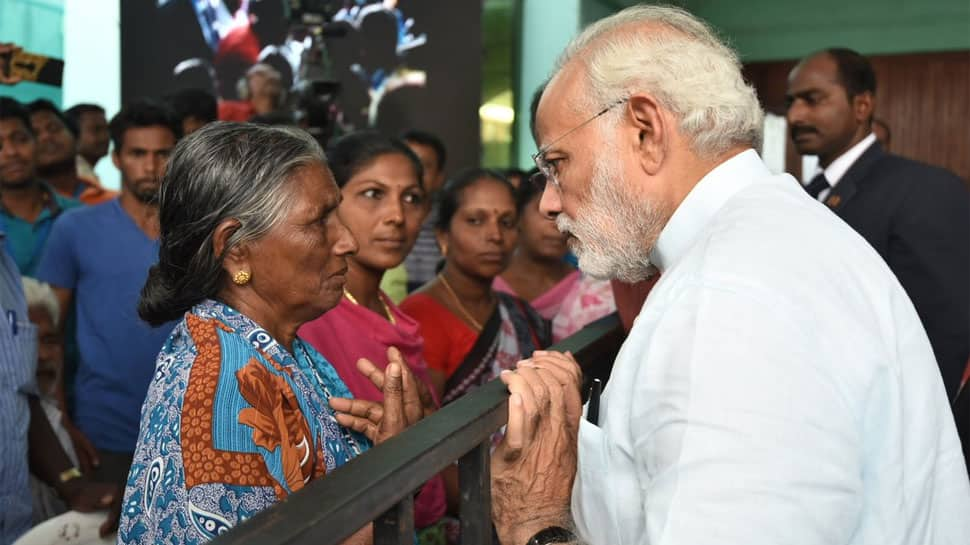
[
  {"xmin": 853, "ymin": 91, "xmax": 875, "ymax": 126},
  {"xmin": 627, "ymin": 93, "xmax": 667, "ymax": 176},
  {"xmin": 212, "ymin": 218, "xmax": 246, "ymax": 274},
  {"xmin": 111, "ymin": 149, "xmax": 121, "ymax": 170}
]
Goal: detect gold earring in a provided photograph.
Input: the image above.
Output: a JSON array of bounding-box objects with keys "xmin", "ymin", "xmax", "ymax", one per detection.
[
  {"xmin": 232, "ymin": 270, "xmax": 251, "ymax": 285},
  {"xmin": 440, "ymin": 244, "xmax": 448, "ymax": 257}
]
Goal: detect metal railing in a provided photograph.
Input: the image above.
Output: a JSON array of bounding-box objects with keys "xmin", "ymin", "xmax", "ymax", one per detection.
[{"xmin": 211, "ymin": 313, "xmax": 624, "ymax": 545}]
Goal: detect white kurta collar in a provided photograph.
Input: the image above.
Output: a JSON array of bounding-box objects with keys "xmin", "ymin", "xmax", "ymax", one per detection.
[{"xmin": 650, "ymin": 149, "xmax": 769, "ymax": 272}]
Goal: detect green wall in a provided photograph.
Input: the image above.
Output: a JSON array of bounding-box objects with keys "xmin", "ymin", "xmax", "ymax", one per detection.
[
  {"xmin": 482, "ymin": 0, "xmax": 516, "ymax": 168},
  {"xmin": 581, "ymin": 0, "xmax": 632, "ymax": 27},
  {"xmin": 586, "ymin": 0, "xmax": 970, "ymax": 61},
  {"xmin": 514, "ymin": 0, "xmax": 582, "ymax": 167},
  {"xmin": 512, "ymin": 0, "xmax": 968, "ymax": 165}
]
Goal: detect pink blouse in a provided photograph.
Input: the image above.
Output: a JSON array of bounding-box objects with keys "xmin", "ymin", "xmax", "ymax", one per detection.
[
  {"xmin": 298, "ymin": 294, "xmax": 432, "ymax": 403},
  {"xmin": 494, "ymin": 271, "xmax": 616, "ymax": 342},
  {"xmin": 297, "ymin": 293, "xmax": 445, "ymax": 529}
]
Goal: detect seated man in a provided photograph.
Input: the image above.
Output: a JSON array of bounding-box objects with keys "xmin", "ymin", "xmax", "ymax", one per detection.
[
  {"xmin": 23, "ymin": 276, "xmax": 77, "ymax": 521},
  {"xmin": 0, "ymin": 252, "xmax": 119, "ymax": 542}
]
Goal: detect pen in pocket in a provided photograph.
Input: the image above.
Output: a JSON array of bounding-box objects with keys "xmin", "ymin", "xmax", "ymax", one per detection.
[
  {"xmin": 7, "ymin": 309, "xmax": 17, "ymax": 336},
  {"xmin": 587, "ymin": 378, "xmax": 602, "ymax": 425}
]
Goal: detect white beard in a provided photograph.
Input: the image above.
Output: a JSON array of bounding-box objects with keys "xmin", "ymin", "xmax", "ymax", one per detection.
[{"xmin": 556, "ymin": 145, "xmax": 666, "ymax": 283}]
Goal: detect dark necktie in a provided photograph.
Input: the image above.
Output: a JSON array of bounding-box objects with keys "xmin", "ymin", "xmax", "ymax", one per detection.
[{"xmin": 804, "ymin": 172, "xmax": 831, "ymax": 199}]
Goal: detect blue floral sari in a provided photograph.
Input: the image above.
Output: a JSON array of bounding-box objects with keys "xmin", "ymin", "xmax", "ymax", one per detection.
[{"xmin": 118, "ymin": 299, "xmax": 369, "ymax": 544}]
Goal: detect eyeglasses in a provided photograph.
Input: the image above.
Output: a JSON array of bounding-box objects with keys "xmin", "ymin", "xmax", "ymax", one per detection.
[{"xmin": 530, "ymin": 97, "xmax": 628, "ymax": 191}]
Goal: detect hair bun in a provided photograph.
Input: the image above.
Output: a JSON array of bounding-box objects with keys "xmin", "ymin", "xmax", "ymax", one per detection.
[{"xmin": 138, "ymin": 264, "xmax": 189, "ymax": 326}]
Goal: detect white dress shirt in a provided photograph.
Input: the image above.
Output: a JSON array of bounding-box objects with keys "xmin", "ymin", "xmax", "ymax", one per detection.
[
  {"xmin": 804, "ymin": 133, "xmax": 877, "ymax": 201},
  {"xmin": 571, "ymin": 149, "xmax": 970, "ymax": 545}
]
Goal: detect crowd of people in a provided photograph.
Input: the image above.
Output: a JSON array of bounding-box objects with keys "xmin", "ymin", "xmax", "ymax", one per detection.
[
  {"xmin": 2, "ymin": 3, "xmax": 970, "ymax": 544},
  {"xmin": 0, "ymin": 35, "xmax": 618, "ymax": 543}
]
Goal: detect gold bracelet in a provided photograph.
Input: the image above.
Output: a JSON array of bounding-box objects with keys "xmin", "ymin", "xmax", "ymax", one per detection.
[{"xmin": 58, "ymin": 467, "xmax": 82, "ymax": 483}]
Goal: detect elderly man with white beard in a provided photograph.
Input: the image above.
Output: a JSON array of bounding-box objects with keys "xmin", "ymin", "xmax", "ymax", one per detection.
[{"xmin": 487, "ymin": 5, "xmax": 970, "ymax": 545}]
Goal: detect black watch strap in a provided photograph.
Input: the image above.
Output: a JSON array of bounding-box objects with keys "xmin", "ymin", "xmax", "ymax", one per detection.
[{"xmin": 526, "ymin": 526, "xmax": 577, "ymax": 545}]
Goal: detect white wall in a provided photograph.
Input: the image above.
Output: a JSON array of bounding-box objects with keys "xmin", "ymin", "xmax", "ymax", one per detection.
[{"xmin": 63, "ymin": 0, "xmax": 121, "ymax": 189}]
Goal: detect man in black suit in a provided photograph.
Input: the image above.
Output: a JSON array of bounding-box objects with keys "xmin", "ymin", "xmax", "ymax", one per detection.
[{"xmin": 786, "ymin": 48, "xmax": 969, "ymax": 399}]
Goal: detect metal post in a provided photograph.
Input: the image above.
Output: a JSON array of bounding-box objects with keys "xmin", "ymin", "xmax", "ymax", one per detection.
[
  {"xmin": 374, "ymin": 495, "xmax": 414, "ymax": 545},
  {"xmin": 459, "ymin": 440, "xmax": 492, "ymax": 545}
]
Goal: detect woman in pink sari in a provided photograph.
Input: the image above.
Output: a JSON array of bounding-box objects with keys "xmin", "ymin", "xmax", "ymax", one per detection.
[
  {"xmin": 493, "ymin": 176, "xmax": 615, "ymax": 341},
  {"xmin": 297, "ymin": 131, "xmax": 447, "ymax": 540}
]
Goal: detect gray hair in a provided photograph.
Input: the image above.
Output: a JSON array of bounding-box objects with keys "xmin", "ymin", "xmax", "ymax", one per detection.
[
  {"xmin": 22, "ymin": 277, "xmax": 59, "ymax": 326},
  {"xmin": 138, "ymin": 122, "xmax": 326, "ymax": 326},
  {"xmin": 554, "ymin": 4, "xmax": 763, "ymax": 158}
]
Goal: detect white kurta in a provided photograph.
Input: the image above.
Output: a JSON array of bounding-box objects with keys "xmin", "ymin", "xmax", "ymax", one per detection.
[{"xmin": 571, "ymin": 149, "xmax": 970, "ymax": 545}]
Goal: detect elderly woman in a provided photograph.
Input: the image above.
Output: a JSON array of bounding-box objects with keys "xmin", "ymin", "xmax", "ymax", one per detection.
[{"xmin": 117, "ymin": 122, "xmax": 429, "ymax": 545}]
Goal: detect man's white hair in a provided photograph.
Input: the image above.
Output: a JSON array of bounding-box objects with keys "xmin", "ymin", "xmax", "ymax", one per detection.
[
  {"xmin": 22, "ymin": 277, "xmax": 59, "ymax": 327},
  {"xmin": 555, "ymin": 4, "xmax": 763, "ymax": 158}
]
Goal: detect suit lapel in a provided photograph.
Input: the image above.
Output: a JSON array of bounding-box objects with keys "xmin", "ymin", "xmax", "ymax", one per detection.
[{"xmin": 825, "ymin": 142, "xmax": 885, "ymax": 212}]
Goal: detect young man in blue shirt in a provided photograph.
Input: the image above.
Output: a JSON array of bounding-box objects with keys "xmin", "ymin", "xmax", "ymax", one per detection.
[
  {"xmin": 37, "ymin": 100, "xmax": 181, "ymax": 489},
  {"xmin": 0, "ymin": 98, "xmax": 81, "ymax": 276}
]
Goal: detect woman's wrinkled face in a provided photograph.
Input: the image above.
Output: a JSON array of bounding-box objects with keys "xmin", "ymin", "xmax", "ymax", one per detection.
[
  {"xmin": 337, "ymin": 152, "xmax": 426, "ymax": 272},
  {"xmin": 518, "ymin": 193, "xmax": 569, "ymax": 261},
  {"xmin": 244, "ymin": 162, "xmax": 358, "ymax": 323},
  {"xmin": 439, "ymin": 178, "xmax": 518, "ymax": 281}
]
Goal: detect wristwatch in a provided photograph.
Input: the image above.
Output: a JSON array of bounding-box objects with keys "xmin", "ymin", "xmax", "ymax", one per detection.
[{"xmin": 526, "ymin": 526, "xmax": 577, "ymax": 545}]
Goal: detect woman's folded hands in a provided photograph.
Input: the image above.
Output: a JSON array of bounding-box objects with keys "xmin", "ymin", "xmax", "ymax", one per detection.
[{"xmin": 329, "ymin": 346, "xmax": 435, "ymax": 444}]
